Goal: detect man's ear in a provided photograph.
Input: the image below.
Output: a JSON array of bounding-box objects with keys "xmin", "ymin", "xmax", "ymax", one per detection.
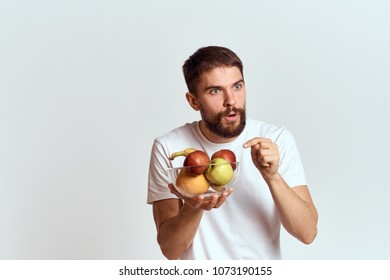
[{"xmin": 185, "ymin": 92, "xmax": 200, "ymax": 111}]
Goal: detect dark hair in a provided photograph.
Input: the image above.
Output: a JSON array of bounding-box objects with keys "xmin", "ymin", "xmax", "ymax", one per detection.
[{"xmin": 182, "ymin": 46, "xmax": 244, "ymax": 95}]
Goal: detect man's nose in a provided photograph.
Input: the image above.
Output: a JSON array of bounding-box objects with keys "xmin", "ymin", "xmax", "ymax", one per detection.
[{"xmin": 224, "ymin": 89, "xmax": 236, "ymax": 107}]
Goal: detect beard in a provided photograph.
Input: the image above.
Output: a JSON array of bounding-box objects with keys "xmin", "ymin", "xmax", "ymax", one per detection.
[{"xmin": 199, "ymin": 106, "xmax": 246, "ymax": 139}]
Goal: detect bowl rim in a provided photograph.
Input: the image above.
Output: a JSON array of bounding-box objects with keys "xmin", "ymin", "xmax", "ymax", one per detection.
[
  {"xmin": 166, "ymin": 162, "xmax": 240, "ymax": 198},
  {"xmin": 166, "ymin": 161, "xmax": 239, "ymax": 171}
]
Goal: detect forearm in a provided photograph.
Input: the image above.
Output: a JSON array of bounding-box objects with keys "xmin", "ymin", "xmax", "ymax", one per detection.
[
  {"xmin": 266, "ymin": 174, "xmax": 318, "ymax": 244},
  {"xmin": 157, "ymin": 203, "xmax": 203, "ymax": 259}
]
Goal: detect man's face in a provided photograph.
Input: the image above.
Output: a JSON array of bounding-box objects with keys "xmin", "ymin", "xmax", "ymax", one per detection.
[{"xmin": 190, "ymin": 66, "xmax": 247, "ymax": 142}]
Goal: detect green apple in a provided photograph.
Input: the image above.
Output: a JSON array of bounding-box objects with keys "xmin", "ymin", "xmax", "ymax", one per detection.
[{"xmin": 206, "ymin": 158, "xmax": 234, "ymax": 186}]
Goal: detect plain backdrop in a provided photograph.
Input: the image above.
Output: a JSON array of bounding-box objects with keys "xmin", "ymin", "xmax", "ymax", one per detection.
[{"xmin": 1, "ymin": 0, "xmax": 389, "ymax": 260}]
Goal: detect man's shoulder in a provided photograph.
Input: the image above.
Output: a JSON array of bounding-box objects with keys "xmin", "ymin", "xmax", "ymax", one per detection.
[
  {"xmin": 155, "ymin": 121, "xmax": 198, "ymax": 143},
  {"xmin": 245, "ymin": 118, "xmax": 296, "ymax": 143},
  {"xmin": 246, "ymin": 118, "xmax": 284, "ymax": 134}
]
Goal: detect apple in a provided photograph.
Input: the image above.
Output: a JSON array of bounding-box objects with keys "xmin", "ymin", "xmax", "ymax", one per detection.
[
  {"xmin": 183, "ymin": 150, "xmax": 210, "ymax": 175},
  {"xmin": 205, "ymin": 158, "xmax": 234, "ymax": 186},
  {"xmin": 211, "ymin": 149, "xmax": 237, "ymax": 170}
]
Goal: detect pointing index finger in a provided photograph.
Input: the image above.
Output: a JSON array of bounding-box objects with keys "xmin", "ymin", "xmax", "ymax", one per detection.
[{"xmin": 243, "ymin": 137, "xmax": 272, "ymax": 148}]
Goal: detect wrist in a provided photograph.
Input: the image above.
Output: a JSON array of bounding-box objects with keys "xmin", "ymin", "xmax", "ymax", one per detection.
[
  {"xmin": 264, "ymin": 172, "xmax": 283, "ymax": 186},
  {"xmin": 182, "ymin": 201, "xmax": 204, "ymax": 213}
]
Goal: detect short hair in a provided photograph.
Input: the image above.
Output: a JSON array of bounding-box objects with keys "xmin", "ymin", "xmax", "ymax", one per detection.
[{"xmin": 182, "ymin": 46, "xmax": 244, "ymax": 95}]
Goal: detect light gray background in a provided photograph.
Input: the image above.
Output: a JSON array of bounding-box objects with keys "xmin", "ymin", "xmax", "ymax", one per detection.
[{"xmin": 1, "ymin": 0, "xmax": 389, "ymax": 259}]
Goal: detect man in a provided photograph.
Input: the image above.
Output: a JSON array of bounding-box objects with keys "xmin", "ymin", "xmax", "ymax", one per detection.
[{"xmin": 147, "ymin": 46, "xmax": 318, "ymax": 260}]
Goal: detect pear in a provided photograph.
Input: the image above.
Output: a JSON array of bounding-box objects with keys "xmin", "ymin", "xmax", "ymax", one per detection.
[
  {"xmin": 206, "ymin": 158, "xmax": 234, "ymax": 186},
  {"xmin": 175, "ymin": 170, "xmax": 209, "ymax": 197}
]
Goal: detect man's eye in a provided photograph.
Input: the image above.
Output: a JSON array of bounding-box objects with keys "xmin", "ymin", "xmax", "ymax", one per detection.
[
  {"xmin": 210, "ymin": 89, "xmax": 221, "ymax": 94},
  {"xmin": 234, "ymin": 83, "xmax": 242, "ymax": 90}
]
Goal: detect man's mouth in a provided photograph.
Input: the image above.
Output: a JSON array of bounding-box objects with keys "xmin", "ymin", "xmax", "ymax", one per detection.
[{"xmin": 224, "ymin": 109, "xmax": 239, "ymax": 122}]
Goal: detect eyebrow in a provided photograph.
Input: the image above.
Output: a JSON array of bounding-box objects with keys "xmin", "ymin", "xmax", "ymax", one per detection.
[{"xmin": 203, "ymin": 79, "xmax": 245, "ymax": 91}]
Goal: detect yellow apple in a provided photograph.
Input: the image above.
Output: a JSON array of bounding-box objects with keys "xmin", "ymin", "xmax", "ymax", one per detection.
[{"xmin": 205, "ymin": 158, "xmax": 234, "ymax": 186}]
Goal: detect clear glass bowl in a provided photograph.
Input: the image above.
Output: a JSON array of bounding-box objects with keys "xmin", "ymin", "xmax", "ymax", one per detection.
[{"xmin": 167, "ymin": 162, "xmax": 239, "ymax": 198}]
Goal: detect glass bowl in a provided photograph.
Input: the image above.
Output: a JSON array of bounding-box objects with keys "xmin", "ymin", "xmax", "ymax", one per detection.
[{"xmin": 167, "ymin": 162, "xmax": 239, "ymax": 198}]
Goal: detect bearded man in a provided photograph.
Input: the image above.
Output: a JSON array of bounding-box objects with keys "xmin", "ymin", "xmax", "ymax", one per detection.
[{"xmin": 147, "ymin": 46, "xmax": 318, "ymax": 260}]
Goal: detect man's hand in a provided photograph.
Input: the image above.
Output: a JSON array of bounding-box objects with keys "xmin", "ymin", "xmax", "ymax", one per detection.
[
  {"xmin": 243, "ymin": 137, "xmax": 280, "ymax": 181},
  {"xmin": 168, "ymin": 183, "xmax": 233, "ymax": 211}
]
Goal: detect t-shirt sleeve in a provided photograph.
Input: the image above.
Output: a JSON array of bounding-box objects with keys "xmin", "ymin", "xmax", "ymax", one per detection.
[
  {"xmin": 147, "ymin": 139, "xmax": 177, "ymax": 204},
  {"xmin": 276, "ymin": 129, "xmax": 307, "ymax": 188}
]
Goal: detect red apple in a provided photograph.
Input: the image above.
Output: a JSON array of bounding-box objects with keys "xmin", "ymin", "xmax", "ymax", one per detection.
[
  {"xmin": 183, "ymin": 150, "xmax": 210, "ymax": 175},
  {"xmin": 211, "ymin": 149, "xmax": 237, "ymax": 170}
]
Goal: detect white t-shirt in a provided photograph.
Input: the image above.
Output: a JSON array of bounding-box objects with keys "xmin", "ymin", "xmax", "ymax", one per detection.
[{"xmin": 147, "ymin": 119, "xmax": 306, "ymax": 259}]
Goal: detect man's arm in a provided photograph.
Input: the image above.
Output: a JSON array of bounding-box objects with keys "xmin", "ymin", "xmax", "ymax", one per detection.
[
  {"xmin": 244, "ymin": 137, "xmax": 318, "ymax": 244},
  {"xmin": 267, "ymin": 179, "xmax": 318, "ymax": 244},
  {"xmin": 153, "ymin": 198, "xmax": 203, "ymax": 260},
  {"xmin": 152, "ymin": 184, "xmax": 233, "ymax": 259}
]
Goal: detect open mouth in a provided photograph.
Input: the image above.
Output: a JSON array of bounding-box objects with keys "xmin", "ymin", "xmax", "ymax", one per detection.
[{"xmin": 225, "ymin": 110, "xmax": 239, "ymax": 121}]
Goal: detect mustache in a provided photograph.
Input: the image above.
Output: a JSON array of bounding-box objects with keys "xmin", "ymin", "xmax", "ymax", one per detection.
[{"xmin": 223, "ymin": 107, "xmax": 245, "ymax": 116}]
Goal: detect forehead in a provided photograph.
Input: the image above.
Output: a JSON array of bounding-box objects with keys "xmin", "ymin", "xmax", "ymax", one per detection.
[{"xmin": 198, "ymin": 66, "xmax": 243, "ymax": 88}]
